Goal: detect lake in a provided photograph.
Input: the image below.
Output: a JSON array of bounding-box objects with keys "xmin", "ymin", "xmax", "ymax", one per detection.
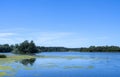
[{"xmin": 0, "ymin": 52, "xmax": 120, "ymax": 77}]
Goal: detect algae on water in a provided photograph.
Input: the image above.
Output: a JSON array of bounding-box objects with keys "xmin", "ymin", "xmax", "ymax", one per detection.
[
  {"xmin": 0, "ymin": 66, "xmax": 12, "ymax": 70},
  {"xmin": 0, "ymin": 72, "xmax": 7, "ymax": 77}
]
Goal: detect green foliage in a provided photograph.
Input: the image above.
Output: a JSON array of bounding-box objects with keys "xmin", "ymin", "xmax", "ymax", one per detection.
[
  {"xmin": 38, "ymin": 46, "xmax": 120, "ymax": 52},
  {"xmin": 80, "ymin": 46, "xmax": 120, "ymax": 52},
  {"xmin": 0, "ymin": 55, "xmax": 7, "ymax": 58},
  {"xmin": 0, "ymin": 40, "xmax": 120, "ymax": 53},
  {"xmin": 28, "ymin": 41, "xmax": 38, "ymax": 53},
  {"xmin": 0, "ymin": 44, "xmax": 12, "ymax": 52},
  {"xmin": 15, "ymin": 40, "xmax": 38, "ymax": 54},
  {"xmin": 37, "ymin": 46, "xmax": 69, "ymax": 52}
]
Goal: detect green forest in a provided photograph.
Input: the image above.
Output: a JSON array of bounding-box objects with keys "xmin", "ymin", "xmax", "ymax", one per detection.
[{"xmin": 0, "ymin": 40, "xmax": 120, "ymax": 54}]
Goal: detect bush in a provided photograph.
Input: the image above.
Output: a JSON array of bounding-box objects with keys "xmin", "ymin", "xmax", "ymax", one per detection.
[{"xmin": 0, "ymin": 55, "xmax": 7, "ymax": 58}]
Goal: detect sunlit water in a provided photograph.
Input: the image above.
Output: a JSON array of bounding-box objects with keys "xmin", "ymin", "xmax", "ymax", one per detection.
[{"xmin": 0, "ymin": 52, "xmax": 120, "ymax": 77}]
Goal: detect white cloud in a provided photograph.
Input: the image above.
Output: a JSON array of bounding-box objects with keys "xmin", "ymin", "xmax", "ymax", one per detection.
[
  {"xmin": 0, "ymin": 31, "xmax": 111, "ymax": 47},
  {"xmin": 0, "ymin": 32, "xmax": 17, "ymax": 44},
  {"xmin": 0, "ymin": 33, "xmax": 16, "ymax": 37},
  {"xmin": 0, "ymin": 31, "xmax": 75, "ymax": 46}
]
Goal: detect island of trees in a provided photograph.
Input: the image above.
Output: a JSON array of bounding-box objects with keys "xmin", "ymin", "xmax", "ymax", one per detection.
[{"xmin": 0, "ymin": 40, "xmax": 120, "ymax": 54}]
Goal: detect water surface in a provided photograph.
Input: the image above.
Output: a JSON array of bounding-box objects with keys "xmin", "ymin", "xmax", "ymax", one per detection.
[{"xmin": 0, "ymin": 52, "xmax": 120, "ymax": 77}]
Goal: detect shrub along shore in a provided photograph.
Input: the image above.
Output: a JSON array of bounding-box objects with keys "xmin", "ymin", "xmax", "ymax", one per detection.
[
  {"xmin": 0, "ymin": 55, "xmax": 7, "ymax": 58},
  {"xmin": 0, "ymin": 40, "xmax": 120, "ymax": 55}
]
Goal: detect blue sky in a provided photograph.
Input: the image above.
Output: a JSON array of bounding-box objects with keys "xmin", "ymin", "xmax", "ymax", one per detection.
[{"xmin": 0, "ymin": 0, "xmax": 120, "ymax": 47}]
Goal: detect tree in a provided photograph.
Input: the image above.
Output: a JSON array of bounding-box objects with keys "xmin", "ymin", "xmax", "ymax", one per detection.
[
  {"xmin": 28, "ymin": 40, "xmax": 38, "ymax": 53},
  {"xmin": 15, "ymin": 40, "xmax": 38, "ymax": 54},
  {"xmin": 0, "ymin": 44, "xmax": 12, "ymax": 52}
]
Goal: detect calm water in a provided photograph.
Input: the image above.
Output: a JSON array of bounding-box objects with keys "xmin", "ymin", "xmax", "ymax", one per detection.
[{"xmin": 0, "ymin": 52, "xmax": 120, "ymax": 77}]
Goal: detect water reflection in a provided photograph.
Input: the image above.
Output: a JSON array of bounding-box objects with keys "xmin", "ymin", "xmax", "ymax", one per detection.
[
  {"xmin": 1, "ymin": 52, "xmax": 120, "ymax": 77},
  {"xmin": 20, "ymin": 58, "xmax": 36, "ymax": 66}
]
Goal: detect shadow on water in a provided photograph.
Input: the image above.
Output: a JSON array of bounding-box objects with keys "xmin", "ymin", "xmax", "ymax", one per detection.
[{"xmin": 19, "ymin": 58, "xmax": 36, "ymax": 66}]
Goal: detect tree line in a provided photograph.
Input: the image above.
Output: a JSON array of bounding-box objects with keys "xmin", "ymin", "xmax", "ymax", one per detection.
[
  {"xmin": 0, "ymin": 40, "xmax": 38, "ymax": 54},
  {"xmin": 80, "ymin": 46, "xmax": 120, "ymax": 52},
  {"xmin": 0, "ymin": 40, "xmax": 120, "ymax": 54},
  {"xmin": 0, "ymin": 44, "xmax": 12, "ymax": 52}
]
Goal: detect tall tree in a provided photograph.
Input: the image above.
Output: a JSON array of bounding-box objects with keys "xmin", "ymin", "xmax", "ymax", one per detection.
[
  {"xmin": 15, "ymin": 40, "xmax": 38, "ymax": 54},
  {"xmin": 28, "ymin": 40, "xmax": 38, "ymax": 53}
]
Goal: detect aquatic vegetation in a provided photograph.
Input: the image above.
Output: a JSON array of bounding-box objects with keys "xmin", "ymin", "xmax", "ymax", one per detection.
[
  {"xmin": 37, "ymin": 55, "xmax": 105, "ymax": 61},
  {"xmin": 0, "ymin": 56, "xmax": 36, "ymax": 77},
  {"xmin": 0, "ymin": 70, "xmax": 16, "ymax": 77},
  {"xmin": 64, "ymin": 65, "xmax": 94, "ymax": 69},
  {"xmin": 37, "ymin": 55, "xmax": 83, "ymax": 59},
  {"xmin": 24, "ymin": 67, "xmax": 33, "ymax": 70},
  {"xmin": 0, "ymin": 72, "xmax": 7, "ymax": 77},
  {"xmin": 0, "ymin": 52, "xmax": 118, "ymax": 77},
  {"xmin": 0, "ymin": 66, "xmax": 12, "ymax": 70},
  {"xmin": 0, "ymin": 65, "xmax": 18, "ymax": 77},
  {"xmin": 0, "ymin": 55, "xmax": 36, "ymax": 63},
  {"xmin": 64, "ymin": 66, "xmax": 84, "ymax": 69},
  {"xmin": 87, "ymin": 65, "xmax": 94, "ymax": 69},
  {"xmin": 39, "ymin": 63, "xmax": 59, "ymax": 68}
]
